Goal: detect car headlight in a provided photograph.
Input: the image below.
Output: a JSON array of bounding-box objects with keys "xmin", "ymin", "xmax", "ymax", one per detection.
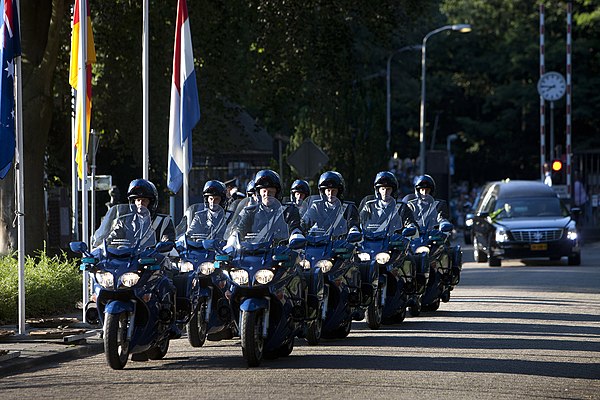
[
  {"xmin": 358, "ymin": 252, "xmax": 371, "ymax": 262},
  {"xmin": 119, "ymin": 272, "xmax": 140, "ymax": 288},
  {"xmin": 415, "ymin": 246, "xmax": 430, "ymax": 254},
  {"xmin": 179, "ymin": 261, "xmax": 194, "ymax": 273},
  {"xmin": 299, "ymin": 259, "xmax": 311, "ymax": 270},
  {"xmin": 95, "ymin": 271, "xmax": 114, "ymax": 289},
  {"xmin": 229, "ymin": 269, "xmax": 249, "ymax": 285},
  {"xmin": 375, "ymin": 252, "xmax": 390, "ymax": 264},
  {"xmin": 465, "ymin": 218, "xmax": 473, "ymax": 227},
  {"xmin": 199, "ymin": 262, "xmax": 215, "ymax": 276},
  {"xmin": 255, "ymin": 269, "xmax": 274, "ymax": 284},
  {"xmin": 315, "ymin": 259, "xmax": 333, "ymax": 273},
  {"xmin": 495, "ymin": 228, "xmax": 508, "ymax": 243},
  {"xmin": 567, "ymin": 227, "xmax": 578, "ymax": 241}
]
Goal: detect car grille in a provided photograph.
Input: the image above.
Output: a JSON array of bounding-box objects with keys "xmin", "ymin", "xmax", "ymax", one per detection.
[{"xmin": 510, "ymin": 229, "xmax": 563, "ymax": 242}]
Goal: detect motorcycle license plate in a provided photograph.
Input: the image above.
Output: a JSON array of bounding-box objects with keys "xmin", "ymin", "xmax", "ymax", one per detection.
[{"xmin": 530, "ymin": 243, "xmax": 547, "ymax": 251}]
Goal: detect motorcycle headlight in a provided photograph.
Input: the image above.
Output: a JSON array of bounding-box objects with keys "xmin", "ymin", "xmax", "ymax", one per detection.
[
  {"xmin": 358, "ymin": 252, "xmax": 371, "ymax": 262},
  {"xmin": 495, "ymin": 228, "xmax": 508, "ymax": 243},
  {"xmin": 255, "ymin": 269, "xmax": 274, "ymax": 285},
  {"xmin": 179, "ymin": 261, "xmax": 194, "ymax": 273},
  {"xmin": 567, "ymin": 227, "xmax": 578, "ymax": 241},
  {"xmin": 199, "ymin": 262, "xmax": 215, "ymax": 276},
  {"xmin": 299, "ymin": 259, "xmax": 311, "ymax": 270},
  {"xmin": 119, "ymin": 272, "xmax": 140, "ymax": 288},
  {"xmin": 375, "ymin": 252, "xmax": 390, "ymax": 265},
  {"xmin": 95, "ymin": 271, "xmax": 114, "ymax": 289},
  {"xmin": 229, "ymin": 269, "xmax": 249, "ymax": 285},
  {"xmin": 415, "ymin": 246, "xmax": 430, "ymax": 254},
  {"xmin": 315, "ymin": 259, "xmax": 333, "ymax": 273}
]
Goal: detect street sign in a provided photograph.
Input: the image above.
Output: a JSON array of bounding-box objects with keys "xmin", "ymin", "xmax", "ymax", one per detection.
[
  {"xmin": 286, "ymin": 138, "xmax": 329, "ymax": 178},
  {"xmin": 552, "ymin": 184, "xmax": 569, "ymax": 199},
  {"xmin": 78, "ymin": 175, "xmax": 113, "ymax": 191}
]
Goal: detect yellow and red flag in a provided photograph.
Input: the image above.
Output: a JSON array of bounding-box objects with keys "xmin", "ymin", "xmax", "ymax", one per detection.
[{"xmin": 69, "ymin": 0, "xmax": 96, "ymax": 178}]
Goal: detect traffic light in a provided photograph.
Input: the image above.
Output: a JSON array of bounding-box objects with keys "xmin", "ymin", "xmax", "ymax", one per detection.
[{"xmin": 551, "ymin": 159, "xmax": 565, "ymax": 185}]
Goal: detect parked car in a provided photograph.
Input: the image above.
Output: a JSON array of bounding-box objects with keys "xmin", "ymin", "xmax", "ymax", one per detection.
[{"xmin": 472, "ymin": 180, "xmax": 581, "ymax": 267}]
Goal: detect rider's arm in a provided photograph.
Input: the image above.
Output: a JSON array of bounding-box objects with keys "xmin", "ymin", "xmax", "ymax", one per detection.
[
  {"xmin": 345, "ymin": 203, "xmax": 361, "ymax": 232},
  {"xmin": 399, "ymin": 202, "xmax": 417, "ymax": 228},
  {"xmin": 284, "ymin": 205, "xmax": 302, "ymax": 235}
]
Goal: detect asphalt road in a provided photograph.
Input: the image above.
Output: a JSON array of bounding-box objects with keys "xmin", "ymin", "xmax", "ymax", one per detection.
[{"xmin": 2, "ymin": 241, "xmax": 599, "ymax": 400}]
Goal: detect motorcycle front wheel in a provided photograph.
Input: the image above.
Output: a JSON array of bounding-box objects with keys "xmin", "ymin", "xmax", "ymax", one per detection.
[
  {"xmin": 241, "ymin": 310, "xmax": 264, "ymax": 367},
  {"xmin": 104, "ymin": 312, "xmax": 130, "ymax": 370},
  {"xmin": 365, "ymin": 287, "xmax": 383, "ymax": 330},
  {"xmin": 187, "ymin": 300, "xmax": 208, "ymax": 347},
  {"xmin": 305, "ymin": 312, "xmax": 322, "ymax": 345}
]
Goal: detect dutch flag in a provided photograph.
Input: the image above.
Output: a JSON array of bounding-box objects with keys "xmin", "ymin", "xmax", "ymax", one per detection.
[{"xmin": 167, "ymin": 0, "xmax": 200, "ymax": 194}]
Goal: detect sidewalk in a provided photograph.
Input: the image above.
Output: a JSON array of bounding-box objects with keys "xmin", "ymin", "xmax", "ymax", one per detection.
[{"xmin": 0, "ymin": 315, "xmax": 103, "ymax": 378}]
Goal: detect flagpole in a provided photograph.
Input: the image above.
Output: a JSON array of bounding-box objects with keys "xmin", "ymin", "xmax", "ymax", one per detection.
[
  {"xmin": 79, "ymin": 0, "xmax": 90, "ymax": 322},
  {"xmin": 71, "ymin": 4, "xmax": 79, "ymax": 243},
  {"xmin": 15, "ymin": 0, "xmax": 26, "ymax": 336},
  {"xmin": 142, "ymin": 0, "xmax": 149, "ymax": 179},
  {"xmin": 183, "ymin": 140, "xmax": 189, "ymax": 211}
]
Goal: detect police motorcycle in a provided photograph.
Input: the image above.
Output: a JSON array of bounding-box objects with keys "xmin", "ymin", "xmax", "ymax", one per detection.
[
  {"xmin": 218, "ymin": 197, "xmax": 308, "ymax": 367},
  {"xmin": 70, "ymin": 204, "xmax": 175, "ymax": 370},
  {"xmin": 300, "ymin": 195, "xmax": 364, "ymax": 339},
  {"xmin": 409, "ymin": 195, "xmax": 462, "ymax": 312},
  {"xmin": 173, "ymin": 203, "xmax": 232, "ymax": 347},
  {"xmin": 357, "ymin": 196, "xmax": 424, "ymax": 325}
]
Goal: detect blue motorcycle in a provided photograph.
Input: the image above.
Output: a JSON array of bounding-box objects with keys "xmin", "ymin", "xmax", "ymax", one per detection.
[
  {"xmin": 70, "ymin": 204, "xmax": 175, "ymax": 370},
  {"xmin": 174, "ymin": 203, "xmax": 232, "ymax": 347},
  {"xmin": 301, "ymin": 195, "xmax": 363, "ymax": 339},
  {"xmin": 218, "ymin": 198, "xmax": 307, "ymax": 367},
  {"xmin": 358, "ymin": 196, "xmax": 423, "ymax": 326}
]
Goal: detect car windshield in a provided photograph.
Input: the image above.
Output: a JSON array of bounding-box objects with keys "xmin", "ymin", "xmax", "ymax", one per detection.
[
  {"xmin": 92, "ymin": 204, "xmax": 157, "ymax": 251},
  {"xmin": 176, "ymin": 203, "xmax": 227, "ymax": 242},
  {"xmin": 493, "ymin": 197, "xmax": 567, "ymax": 219}
]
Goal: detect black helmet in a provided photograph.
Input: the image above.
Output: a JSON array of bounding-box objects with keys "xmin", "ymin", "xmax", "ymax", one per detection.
[
  {"xmin": 318, "ymin": 171, "xmax": 345, "ymax": 200},
  {"xmin": 127, "ymin": 178, "xmax": 158, "ymax": 215},
  {"xmin": 290, "ymin": 179, "xmax": 310, "ymax": 202},
  {"xmin": 374, "ymin": 171, "xmax": 398, "ymax": 199},
  {"xmin": 246, "ymin": 179, "xmax": 256, "ymax": 196},
  {"xmin": 254, "ymin": 170, "xmax": 282, "ymax": 199},
  {"xmin": 203, "ymin": 180, "xmax": 227, "ymax": 207},
  {"xmin": 414, "ymin": 174, "xmax": 436, "ymax": 196}
]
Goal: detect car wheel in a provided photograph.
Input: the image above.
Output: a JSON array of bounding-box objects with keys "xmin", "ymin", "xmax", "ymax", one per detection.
[
  {"xmin": 568, "ymin": 253, "xmax": 581, "ymax": 266},
  {"xmin": 473, "ymin": 237, "xmax": 487, "ymax": 263},
  {"xmin": 488, "ymin": 256, "xmax": 501, "ymax": 267}
]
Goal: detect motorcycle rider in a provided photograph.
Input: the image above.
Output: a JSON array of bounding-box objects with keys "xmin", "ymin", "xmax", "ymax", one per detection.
[
  {"xmin": 290, "ymin": 179, "xmax": 310, "ymax": 215},
  {"xmin": 227, "ymin": 169, "xmax": 304, "ymax": 246},
  {"xmin": 301, "ymin": 171, "xmax": 360, "ymax": 237},
  {"xmin": 359, "ymin": 171, "xmax": 416, "ymax": 231},
  {"xmin": 185, "ymin": 180, "xmax": 228, "ymax": 240}
]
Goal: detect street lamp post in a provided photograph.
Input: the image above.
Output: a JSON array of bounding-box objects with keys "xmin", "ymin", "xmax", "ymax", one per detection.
[
  {"xmin": 386, "ymin": 44, "xmax": 421, "ymax": 152},
  {"xmin": 447, "ymin": 133, "xmax": 458, "ymax": 203},
  {"xmin": 419, "ymin": 24, "xmax": 471, "ymax": 175}
]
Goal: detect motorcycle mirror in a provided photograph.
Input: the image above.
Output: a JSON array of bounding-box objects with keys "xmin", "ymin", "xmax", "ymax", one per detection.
[
  {"xmin": 440, "ymin": 223, "xmax": 454, "ymax": 233},
  {"xmin": 289, "ymin": 236, "xmax": 307, "ymax": 250},
  {"xmin": 347, "ymin": 231, "xmax": 362, "ymax": 243},
  {"xmin": 155, "ymin": 241, "xmax": 174, "ymax": 253},
  {"xmin": 70, "ymin": 241, "xmax": 88, "ymax": 254},
  {"xmin": 402, "ymin": 226, "xmax": 417, "ymax": 237}
]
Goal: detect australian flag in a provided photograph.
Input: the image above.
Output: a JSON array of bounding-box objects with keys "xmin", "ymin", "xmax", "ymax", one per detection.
[{"xmin": 0, "ymin": 0, "xmax": 21, "ymax": 179}]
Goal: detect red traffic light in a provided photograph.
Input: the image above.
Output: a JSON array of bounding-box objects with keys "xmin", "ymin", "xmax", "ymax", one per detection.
[{"xmin": 551, "ymin": 160, "xmax": 563, "ymax": 172}]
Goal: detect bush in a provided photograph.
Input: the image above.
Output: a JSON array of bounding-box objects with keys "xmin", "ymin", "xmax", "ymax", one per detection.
[{"xmin": 0, "ymin": 251, "xmax": 82, "ymax": 324}]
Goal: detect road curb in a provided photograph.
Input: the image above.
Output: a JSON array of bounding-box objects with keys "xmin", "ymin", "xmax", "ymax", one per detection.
[{"xmin": 0, "ymin": 340, "xmax": 103, "ymax": 378}]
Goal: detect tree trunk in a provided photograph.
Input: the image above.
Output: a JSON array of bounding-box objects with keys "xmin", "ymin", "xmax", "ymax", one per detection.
[{"xmin": 0, "ymin": 0, "xmax": 66, "ymax": 255}]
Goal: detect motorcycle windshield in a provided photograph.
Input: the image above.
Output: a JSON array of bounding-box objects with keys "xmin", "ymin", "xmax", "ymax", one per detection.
[
  {"xmin": 359, "ymin": 196, "xmax": 402, "ymax": 240},
  {"xmin": 301, "ymin": 195, "xmax": 348, "ymax": 240},
  {"xmin": 92, "ymin": 204, "xmax": 156, "ymax": 253},
  {"xmin": 176, "ymin": 203, "xmax": 227, "ymax": 244},
  {"xmin": 224, "ymin": 196, "xmax": 258, "ymax": 238},
  {"xmin": 409, "ymin": 194, "xmax": 438, "ymax": 232},
  {"xmin": 227, "ymin": 197, "xmax": 289, "ymax": 246}
]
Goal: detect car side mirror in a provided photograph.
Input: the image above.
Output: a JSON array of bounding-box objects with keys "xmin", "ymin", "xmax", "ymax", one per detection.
[
  {"xmin": 478, "ymin": 211, "xmax": 489, "ymax": 218},
  {"xmin": 570, "ymin": 207, "xmax": 581, "ymax": 216}
]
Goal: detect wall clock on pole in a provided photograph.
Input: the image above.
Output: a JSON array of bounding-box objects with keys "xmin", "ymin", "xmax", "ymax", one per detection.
[{"xmin": 537, "ymin": 71, "xmax": 566, "ymax": 101}]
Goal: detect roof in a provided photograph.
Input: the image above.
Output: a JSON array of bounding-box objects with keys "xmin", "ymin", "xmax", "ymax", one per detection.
[{"xmin": 491, "ymin": 180, "xmax": 557, "ymax": 199}]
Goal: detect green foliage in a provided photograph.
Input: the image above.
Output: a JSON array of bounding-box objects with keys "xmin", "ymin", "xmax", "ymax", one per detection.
[{"xmin": 0, "ymin": 252, "xmax": 82, "ymax": 323}]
